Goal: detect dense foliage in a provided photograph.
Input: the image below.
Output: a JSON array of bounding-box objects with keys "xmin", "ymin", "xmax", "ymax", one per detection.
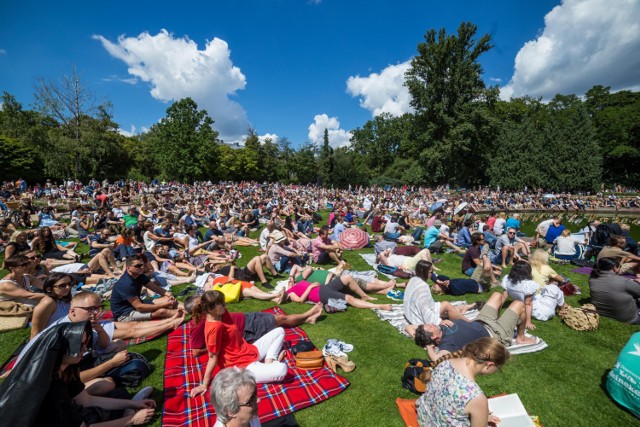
[{"xmin": 1, "ymin": 22, "xmax": 638, "ymax": 190}]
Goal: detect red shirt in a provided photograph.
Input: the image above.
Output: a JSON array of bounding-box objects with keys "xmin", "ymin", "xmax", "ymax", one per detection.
[
  {"xmin": 204, "ymin": 313, "xmax": 257, "ymax": 368},
  {"xmin": 190, "ymin": 312, "xmax": 245, "ymax": 351}
]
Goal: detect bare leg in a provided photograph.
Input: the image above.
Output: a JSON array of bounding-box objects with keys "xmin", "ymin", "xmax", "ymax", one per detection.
[
  {"xmin": 113, "ymin": 311, "xmax": 184, "ymax": 339},
  {"xmin": 242, "ymin": 286, "xmax": 284, "ymax": 304},
  {"xmin": 84, "ymin": 377, "xmax": 116, "ymax": 396},
  {"xmin": 439, "ymin": 301, "xmax": 473, "ymax": 322},
  {"xmin": 247, "ymin": 256, "xmax": 268, "ymax": 283},
  {"xmin": 273, "ymin": 303, "xmax": 323, "ymax": 326},
  {"xmin": 258, "ymin": 253, "xmax": 277, "ymax": 276},
  {"xmin": 344, "ymin": 294, "xmax": 392, "ymax": 311},
  {"xmin": 340, "ymin": 275, "xmax": 375, "ymax": 301},
  {"xmin": 365, "ymin": 278, "xmax": 397, "ymax": 294}
]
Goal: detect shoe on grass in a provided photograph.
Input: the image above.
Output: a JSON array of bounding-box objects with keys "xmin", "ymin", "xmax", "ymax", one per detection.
[
  {"xmin": 132, "ymin": 386, "xmax": 153, "ymax": 401},
  {"xmin": 386, "ymin": 290, "xmax": 404, "ymax": 301}
]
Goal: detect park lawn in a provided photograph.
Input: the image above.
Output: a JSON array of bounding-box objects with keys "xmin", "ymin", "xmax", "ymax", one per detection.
[{"xmin": 1, "ymin": 216, "xmax": 639, "ymax": 427}]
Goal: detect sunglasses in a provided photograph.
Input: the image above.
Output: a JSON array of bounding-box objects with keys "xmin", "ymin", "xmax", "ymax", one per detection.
[
  {"xmin": 238, "ymin": 390, "xmax": 259, "ymax": 407},
  {"xmin": 75, "ymin": 305, "xmax": 102, "ymax": 313},
  {"xmin": 54, "ymin": 282, "xmax": 72, "ymax": 289},
  {"xmin": 27, "ymin": 255, "xmax": 41, "ymax": 260},
  {"xmin": 130, "ymin": 263, "xmax": 145, "ymax": 268}
]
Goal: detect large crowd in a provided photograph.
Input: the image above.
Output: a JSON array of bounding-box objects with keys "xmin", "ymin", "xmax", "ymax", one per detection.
[{"xmin": 0, "ymin": 178, "xmax": 639, "ymax": 426}]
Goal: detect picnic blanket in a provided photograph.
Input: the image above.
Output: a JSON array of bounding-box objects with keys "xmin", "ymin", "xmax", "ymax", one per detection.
[
  {"xmin": 161, "ymin": 306, "xmax": 350, "ymax": 427},
  {"xmin": 373, "ymin": 304, "xmax": 548, "ymax": 355}
]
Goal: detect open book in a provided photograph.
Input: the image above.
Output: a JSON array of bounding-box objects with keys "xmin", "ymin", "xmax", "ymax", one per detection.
[{"xmin": 487, "ymin": 394, "xmax": 536, "ymax": 427}]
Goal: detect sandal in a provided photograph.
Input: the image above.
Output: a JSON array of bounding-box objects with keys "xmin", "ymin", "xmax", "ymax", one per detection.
[{"xmin": 325, "ymin": 354, "xmax": 356, "ymax": 373}]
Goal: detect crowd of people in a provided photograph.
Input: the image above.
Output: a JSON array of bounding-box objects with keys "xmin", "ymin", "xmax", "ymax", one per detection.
[{"xmin": 0, "ymin": 178, "xmax": 639, "ymax": 426}]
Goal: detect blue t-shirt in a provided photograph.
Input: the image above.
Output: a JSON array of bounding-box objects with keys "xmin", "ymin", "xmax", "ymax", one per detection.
[
  {"xmin": 88, "ymin": 234, "xmax": 109, "ymax": 257},
  {"xmin": 458, "ymin": 227, "xmax": 472, "ymax": 247},
  {"xmin": 438, "ymin": 320, "xmax": 490, "ymax": 353},
  {"xmin": 333, "ymin": 222, "xmax": 346, "ymax": 241},
  {"xmin": 204, "ymin": 228, "xmax": 223, "ymax": 242},
  {"xmin": 110, "ymin": 272, "xmax": 151, "ymax": 318},
  {"xmin": 423, "ymin": 226, "xmax": 441, "ymax": 248},
  {"xmin": 545, "ymin": 224, "xmax": 566, "ymax": 244},
  {"xmin": 484, "ymin": 232, "xmax": 497, "ymax": 249},
  {"xmin": 505, "ymin": 218, "xmax": 521, "ymax": 231}
]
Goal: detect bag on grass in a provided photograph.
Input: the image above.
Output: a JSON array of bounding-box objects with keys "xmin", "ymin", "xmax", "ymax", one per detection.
[
  {"xmin": 106, "ymin": 352, "xmax": 151, "ymax": 387},
  {"xmin": 401, "ymin": 358, "xmax": 434, "ymax": 394},
  {"xmin": 558, "ymin": 304, "xmax": 599, "ymax": 331},
  {"xmin": 212, "ymin": 282, "xmax": 243, "ymax": 303},
  {"xmin": 392, "ymin": 269, "xmax": 412, "ymax": 279},
  {"xmin": 377, "ymin": 264, "xmax": 398, "ymax": 275},
  {"xmin": 295, "ymin": 350, "xmax": 324, "ymax": 370}
]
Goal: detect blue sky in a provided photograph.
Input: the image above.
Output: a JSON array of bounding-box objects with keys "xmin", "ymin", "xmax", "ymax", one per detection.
[{"xmin": 1, "ymin": 0, "xmax": 639, "ymax": 147}]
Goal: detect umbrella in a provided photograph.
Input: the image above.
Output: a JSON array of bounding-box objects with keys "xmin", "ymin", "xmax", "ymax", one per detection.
[
  {"xmin": 543, "ymin": 194, "xmax": 556, "ymax": 199},
  {"xmin": 429, "ymin": 201, "xmax": 444, "ymax": 212},
  {"xmin": 454, "ymin": 202, "xmax": 468, "ymax": 215},
  {"xmin": 339, "ymin": 227, "xmax": 370, "ymax": 250}
]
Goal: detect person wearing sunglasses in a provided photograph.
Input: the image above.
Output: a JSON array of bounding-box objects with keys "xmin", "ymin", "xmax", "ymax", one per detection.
[
  {"xmin": 0, "ymin": 255, "xmax": 46, "ymax": 309},
  {"xmin": 30, "ymin": 273, "xmax": 74, "ymax": 338},
  {"xmin": 211, "ymin": 367, "xmax": 260, "ymax": 427},
  {"xmin": 493, "ymin": 227, "xmax": 530, "ymax": 269},
  {"xmin": 110, "ymin": 255, "xmax": 184, "ymax": 322}
]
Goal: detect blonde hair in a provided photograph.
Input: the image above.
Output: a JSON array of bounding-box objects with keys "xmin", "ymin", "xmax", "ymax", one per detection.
[
  {"xmin": 529, "ymin": 249, "xmax": 550, "ymax": 271},
  {"xmin": 561, "ymin": 229, "xmax": 571, "ymax": 237},
  {"xmin": 498, "ymin": 212, "xmax": 506, "ymax": 219}
]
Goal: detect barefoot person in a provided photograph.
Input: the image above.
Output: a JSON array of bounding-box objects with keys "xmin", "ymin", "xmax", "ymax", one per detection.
[
  {"xmin": 185, "ymin": 295, "xmax": 323, "ymax": 357},
  {"xmin": 410, "ymin": 291, "xmax": 537, "ymax": 359}
]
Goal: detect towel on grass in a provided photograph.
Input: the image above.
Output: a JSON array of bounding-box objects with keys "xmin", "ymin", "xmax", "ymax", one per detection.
[
  {"xmin": 161, "ymin": 306, "xmax": 350, "ymax": 427},
  {"xmin": 373, "ymin": 304, "xmax": 547, "ymax": 355}
]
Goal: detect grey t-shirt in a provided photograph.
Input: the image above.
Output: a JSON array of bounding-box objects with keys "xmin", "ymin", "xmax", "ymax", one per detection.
[{"xmin": 589, "ymin": 271, "xmax": 640, "ymax": 323}]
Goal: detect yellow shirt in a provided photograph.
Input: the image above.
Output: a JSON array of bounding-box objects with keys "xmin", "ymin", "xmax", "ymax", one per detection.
[{"xmin": 532, "ymin": 264, "xmax": 557, "ymax": 287}]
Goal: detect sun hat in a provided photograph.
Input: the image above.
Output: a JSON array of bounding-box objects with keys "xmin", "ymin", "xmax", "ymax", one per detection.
[
  {"xmin": 270, "ymin": 230, "xmax": 286, "ymax": 243},
  {"xmin": 434, "ymin": 220, "xmax": 443, "ymax": 228}
]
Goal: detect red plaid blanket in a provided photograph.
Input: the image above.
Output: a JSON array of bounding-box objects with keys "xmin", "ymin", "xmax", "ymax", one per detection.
[{"xmin": 162, "ymin": 307, "xmax": 350, "ymax": 426}]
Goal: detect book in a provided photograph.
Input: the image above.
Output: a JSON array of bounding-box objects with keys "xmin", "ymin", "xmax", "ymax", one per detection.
[{"xmin": 487, "ymin": 394, "xmax": 536, "ymax": 427}]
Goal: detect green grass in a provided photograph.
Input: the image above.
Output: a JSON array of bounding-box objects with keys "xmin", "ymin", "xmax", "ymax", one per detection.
[{"xmin": 1, "ymin": 217, "xmax": 640, "ymax": 427}]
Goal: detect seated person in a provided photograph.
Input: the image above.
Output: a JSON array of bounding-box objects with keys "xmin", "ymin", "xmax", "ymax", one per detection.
[
  {"xmin": 589, "ymin": 257, "xmax": 640, "ymax": 324},
  {"xmin": 606, "ymin": 332, "xmax": 640, "ymax": 419},
  {"xmin": 456, "ymin": 219, "xmax": 473, "ymax": 248},
  {"xmin": 311, "ymin": 226, "xmax": 344, "ymax": 265},
  {"xmin": 461, "ymin": 232, "xmax": 500, "ymax": 287},
  {"xmin": 185, "ymin": 295, "xmax": 323, "ymax": 357},
  {"xmin": 189, "ymin": 291, "xmax": 288, "ymax": 397},
  {"xmin": 416, "ymin": 337, "xmax": 508, "ymax": 427},
  {"xmin": 501, "ymin": 261, "xmax": 566, "ymax": 327},
  {"xmin": 493, "ymin": 227, "xmax": 529, "ymax": 268},
  {"xmin": 30, "ymin": 226, "xmax": 79, "ymax": 264},
  {"xmin": 597, "ymin": 235, "xmax": 640, "ymax": 277},
  {"xmin": 423, "ymin": 220, "xmax": 465, "ymax": 254},
  {"xmin": 3, "ymin": 230, "xmax": 31, "ymax": 261},
  {"xmin": 411, "ymin": 292, "xmax": 537, "ymax": 360},
  {"xmin": 383, "ymin": 215, "xmax": 404, "ymax": 240},
  {"xmin": 403, "ymin": 261, "xmax": 479, "ymax": 331},
  {"xmin": 0, "ymin": 255, "xmax": 45, "ymax": 308},
  {"xmin": 267, "ymin": 230, "xmax": 304, "ymax": 273},
  {"xmin": 552, "ymin": 229, "xmax": 588, "ymax": 260},
  {"xmin": 0, "ymin": 322, "xmax": 156, "ymax": 426},
  {"xmin": 529, "ymin": 249, "xmax": 568, "ymax": 287},
  {"xmin": 110, "ymin": 255, "xmax": 184, "ymax": 322},
  {"xmin": 286, "ymin": 276, "xmax": 392, "ymax": 311},
  {"xmin": 30, "ymin": 273, "xmax": 73, "ymax": 338},
  {"xmin": 208, "ymin": 253, "xmax": 279, "ymax": 289}
]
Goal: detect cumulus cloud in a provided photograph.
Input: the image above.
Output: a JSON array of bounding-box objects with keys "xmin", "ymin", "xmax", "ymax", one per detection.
[
  {"xmin": 118, "ymin": 125, "xmax": 137, "ymax": 137},
  {"xmin": 102, "ymin": 75, "xmax": 138, "ymax": 85},
  {"xmin": 258, "ymin": 133, "xmax": 279, "ymax": 145},
  {"xmin": 308, "ymin": 114, "xmax": 352, "ymax": 148},
  {"xmin": 501, "ymin": 0, "xmax": 640, "ymax": 100},
  {"xmin": 346, "ymin": 61, "xmax": 414, "ymax": 117},
  {"xmin": 93, "ymin": 30, "xmax": 249, "ymax": 142}
]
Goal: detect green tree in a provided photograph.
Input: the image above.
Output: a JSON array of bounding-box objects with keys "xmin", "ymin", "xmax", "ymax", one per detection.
[
  {"xmin": 241, "ymin": 130, "xmax": 262, "ymax": 181},
  {"xmin": 0, "ymin": 135, "xmax": 44, "ymax": 182},
  {"xmin": 151, "ymin": 98, "xmax": 220, "ymax": 181},
  {"xmin": 291, "ymin": 143, "xmax": 318, "ymax": 184},
  {"xmin": 405, "ymin": 22, "xmax": 497, "ymax": 184},
  {"xmin": 318, "ymin": 128, "xmax": 334, "ymax": 185}
]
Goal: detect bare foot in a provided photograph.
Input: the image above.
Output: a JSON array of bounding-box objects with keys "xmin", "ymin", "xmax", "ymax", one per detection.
[
  {"xmin": 130, "ymin": 408, "xmax": 155, "ymax": 425},
  {"xmin": 388, "ymin": 279, "xmax": 397, "ymax": 287},
  {"xmin": 362, "ymin": 296, "xmax": 376, "ymax": 302},
  {"xmin": 273, "ymin": 289, "xmax": 285, "ymax": 305},
  {"xmin": 379, "ymin": 304, "xmax": 393, "ymax": 311},
  {"xmin": 515, "ymin": 335, "xmax": 538, "ymax": 345}
]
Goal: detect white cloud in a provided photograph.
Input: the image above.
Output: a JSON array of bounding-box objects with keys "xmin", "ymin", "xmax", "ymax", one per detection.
[
  {"xmin": 308, "ymin": 114, "xmax": 352, "ymax": 148},
  {"xmin": 102, "ymin": 75, "xmax": 138, "ymax": 85},
  {"xmin": 258, "ymin": 133, "xmax": 279, "ymax": 145},
  {"xmin": 346, "ymin": 61, "xmax": 414, "ymax": 117},
  {"xmin": 0, "ymin": 49, "xmax": 6, "ymax": 55},
  {"xmin": 93, "ymin": 30, "xmax": 249, "ymax": 142},
  {"xmin": 489, "ymin": 77, "xmax": 502, "ymax": 83},
  {"xmin": 501, "ymin": 0, "xmax": 640, "ymax": 100},
  {"xmin": 118, "ymin": 125, "xmax": 137, "ymax": 137}
]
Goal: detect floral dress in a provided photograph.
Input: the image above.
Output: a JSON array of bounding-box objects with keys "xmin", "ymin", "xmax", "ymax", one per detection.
[{"xmin": 416, "ymin": 360, "xmax": 484, "ymax": 427}]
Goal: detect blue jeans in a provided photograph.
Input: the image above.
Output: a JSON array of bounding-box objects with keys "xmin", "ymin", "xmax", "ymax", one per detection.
[
  {"xmin": 411, "ymin": 227, "xmax": 424, "ymax": 241},
  {"xmin": 465, "ymin": 267, "xmax": 476, "ymax": 277}
]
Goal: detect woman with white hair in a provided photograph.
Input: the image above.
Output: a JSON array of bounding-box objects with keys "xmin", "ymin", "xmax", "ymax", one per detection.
[{"xmin": 211, "ymin": 367, "xmax": 260, "ymax": 427}]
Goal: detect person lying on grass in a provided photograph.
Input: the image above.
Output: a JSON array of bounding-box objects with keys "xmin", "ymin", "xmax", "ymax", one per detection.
[
  {"xmin": 185, "ymin": 294, "xmax": 323, "ymax": 357},
  {"xmin": 377, "ymin": 247, "xmax": 434, "ymax": 272},
  {"xmin": 285, "ymin": 275, "xmax": 393, "ymax": 312},
  {"xmin": 189, "ymin": 290, "xmax": 288, "ymax": 397},
  {"xmin": 294, "ymin": 262, "xmax": 399, "ymax": 296},
  {"xmin": 201, "ymin": 271, "xmax": 285, "ymax": 305},
  {"xmin": 403, "ymin": 261, "xmax": 480, "ymax": 333},
  {"xmin": 408, "ymin": 292, "xmax": 538, "ymax": 360},
  {"xmin": 207, "ymin": 253, "xmax": 281, "ymax": 289}
]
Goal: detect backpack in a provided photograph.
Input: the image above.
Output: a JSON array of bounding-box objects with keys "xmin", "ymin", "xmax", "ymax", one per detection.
[
  {"xmin": 591, "ymin": 224, "xmax": 614, "ymax": 248},
  {"xmin": 401, "ymin": 358, "xmax": 434, "ymax": 394},
  {"xmin": 377, "ymin": 264, "xmax": 398, "ymax": 275},
  {"xmin": 106, "ymin": 352, "xmax": 151, "ymax": 387},
  {"xmin": 558, "ymin": 304, "xmax": 599, "ymax": 331}
]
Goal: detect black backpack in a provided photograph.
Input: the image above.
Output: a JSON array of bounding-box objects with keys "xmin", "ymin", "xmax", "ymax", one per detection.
[
  {"xmin": 590, "ymin": 224, "xmax": 613, "ymax": 248},
  {"xmin": 401, "ymin": 358, "xmax": 433, "ymax": 395}
]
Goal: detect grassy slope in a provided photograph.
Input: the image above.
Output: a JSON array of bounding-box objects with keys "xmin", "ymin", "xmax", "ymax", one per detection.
[{"xmin": 1, "ymin": 215, "xmax": 639, "ymax": 427}]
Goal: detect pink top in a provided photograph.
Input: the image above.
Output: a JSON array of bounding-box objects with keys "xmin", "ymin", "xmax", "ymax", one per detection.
[
  {"xmin": 311, "ymin": 235, "xmax": 331, "ymax": 262},
  {"xmin": 286, "ymin": 280, "xmax": 321, "ymax": 303}
]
